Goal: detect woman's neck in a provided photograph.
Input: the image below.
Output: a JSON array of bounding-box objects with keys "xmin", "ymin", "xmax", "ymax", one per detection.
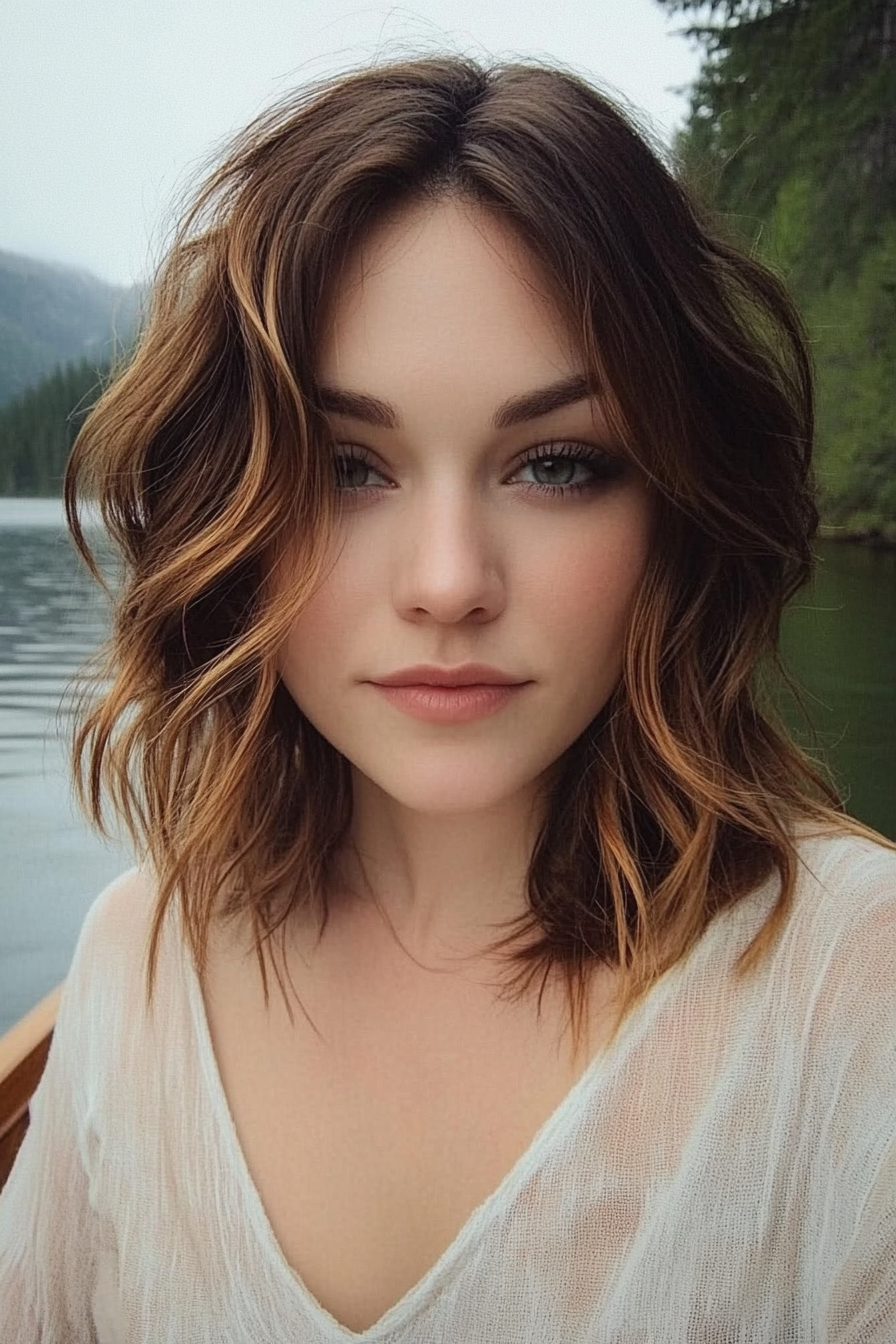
[{"xmin": 332, "ymin": 770, "xmax": 549, "ymax": 964}]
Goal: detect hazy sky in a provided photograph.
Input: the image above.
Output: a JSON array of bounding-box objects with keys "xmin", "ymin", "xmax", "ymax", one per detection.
[{"xmin": 1, "ymin": 0, "xmax": 703, "ymax": 287}]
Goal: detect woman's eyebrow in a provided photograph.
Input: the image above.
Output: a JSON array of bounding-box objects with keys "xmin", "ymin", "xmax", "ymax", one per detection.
[{"xmin": 315, "ymin": 373, "xmax": 596, "ymax": 431}]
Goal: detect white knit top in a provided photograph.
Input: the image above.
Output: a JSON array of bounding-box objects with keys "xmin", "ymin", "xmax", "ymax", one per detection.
[{"xmin": 1, "ymin": 828, "xmax": 894, "ymax": 1342}]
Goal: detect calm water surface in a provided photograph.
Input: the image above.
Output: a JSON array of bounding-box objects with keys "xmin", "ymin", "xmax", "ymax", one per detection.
[
  {"xmin": 0, "ymin": 499, "xmax": 130, "ymax": 1034},
  {"xmin": 780, "ymin": 541, "xmax": 896, "ymax": 842},
  {"xmin": 0, "ymin": 499, "xmax": 894, "ymax": 1033}
]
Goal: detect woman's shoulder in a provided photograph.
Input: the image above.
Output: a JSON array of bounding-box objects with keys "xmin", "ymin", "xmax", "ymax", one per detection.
[
  {"xmin": 770, "ymin": 825, "xmax": 896, "ymax": 1065},
  {"xmin": 718, "ymin": 824, "xmax": 896, "ymax": 986},
  {"xmin": 22, "ymin": 869, "xmax": 169, "ymax": 1141},
  {"xmin": 63, "ymin": 866, "xmax": 161, "ymax": 1009},
  {"xmin": 702, "ymin": 825, "xmax": 896, "ymax": 1083},
  {"xmin": 76, "ymin": 863, "xmax": 156, "ymax": 945},
  {"xmin": 787, "ymin": 823, "xmax": 896, "ymax": 947},
  {"xmin": 792, "ymin": 820, "xmax": 896, "ymax": 886}
]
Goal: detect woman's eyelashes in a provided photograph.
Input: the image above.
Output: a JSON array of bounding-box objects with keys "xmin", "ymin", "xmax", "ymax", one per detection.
[
  {"xmin": 332, "ymin": 447, "xmax": 391, "ymax": 493},
  {"xmin": 510, "ymin": 443, "xmax": 627, "ymax": 496},
  {"xmin": 331, "ymin": 442, "xmax": 627, "ymax": 498}
]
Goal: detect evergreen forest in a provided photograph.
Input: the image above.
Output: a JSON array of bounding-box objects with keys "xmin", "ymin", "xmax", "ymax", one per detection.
[
  {"xmin": 1, "ymin": 0, "xmax": 894, "ymax": 543},
  {"xmin": 0, "ymin": 359, "xmax": 108, "ymax": 496},
  {"xmin": 659, "ymin": 0, "xmax": 896, "ymax": 541}
]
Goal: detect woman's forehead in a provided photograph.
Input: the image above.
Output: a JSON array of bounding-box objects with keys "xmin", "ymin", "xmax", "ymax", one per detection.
[{"xmin": 315, "ymin": 197, "xmax": 582, "ymax": 391}]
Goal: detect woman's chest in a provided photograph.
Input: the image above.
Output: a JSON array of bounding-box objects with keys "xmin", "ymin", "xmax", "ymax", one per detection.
[{"xmin": 200, "ymin": 920, "xmax": 616, "ymax": 1334}]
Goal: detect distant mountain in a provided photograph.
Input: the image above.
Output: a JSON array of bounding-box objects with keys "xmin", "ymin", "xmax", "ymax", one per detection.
[{"xmin": 0, "ymin": 251, "xmax": 141, "ymax": 406}]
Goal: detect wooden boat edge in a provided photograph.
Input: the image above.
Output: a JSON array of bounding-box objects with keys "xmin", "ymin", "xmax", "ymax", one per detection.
[{"xmin": 0, "ymin": 983, "xmax": 64, "ymax": 1192}]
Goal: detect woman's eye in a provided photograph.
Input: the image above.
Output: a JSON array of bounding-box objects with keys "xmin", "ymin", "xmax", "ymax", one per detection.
[
  {"xmin": 333, "ymin": 452, "xmax": 390, "ymax": 491},
  {"xmin": 332, "ymin": 443, "xmax": 625, "ymax": 496},
  {"xmin": 510, "ymin": 445, "xmax": 625, "ymax": 495},
  {"xmin": 517, "ymin": 456, "xmax": 584, "ymax": 487}
]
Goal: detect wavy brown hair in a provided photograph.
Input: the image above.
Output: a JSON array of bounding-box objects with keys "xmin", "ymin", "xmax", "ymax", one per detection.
[{"xmin": 64, "ymin": 54, "xmax": 892, "ymax": 1052}]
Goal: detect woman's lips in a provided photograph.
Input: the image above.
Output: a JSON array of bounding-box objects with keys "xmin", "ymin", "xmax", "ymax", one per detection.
[
  {"xmin": 370, "ymin": 682, "xmax": 527, "ymax": 723},
  {"xmin": 372, "ymin": 663, "xmax": 524, "ymax": 687}
]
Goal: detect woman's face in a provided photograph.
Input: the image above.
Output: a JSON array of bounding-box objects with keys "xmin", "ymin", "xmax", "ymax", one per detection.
[{"xmin": 277, "ymin": 196, "xmax": 654, "ymax": 817}]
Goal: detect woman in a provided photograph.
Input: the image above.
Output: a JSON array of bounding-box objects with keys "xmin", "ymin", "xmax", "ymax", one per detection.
[{"xmin": 1, "ymin": 55, "xmax": 894, "ymax": 1342}]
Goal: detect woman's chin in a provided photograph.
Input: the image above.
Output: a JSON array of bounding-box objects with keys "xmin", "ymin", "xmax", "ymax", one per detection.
[{"xmin": 350, "ymin": 762, "xmax": 546, "ymax": 819}]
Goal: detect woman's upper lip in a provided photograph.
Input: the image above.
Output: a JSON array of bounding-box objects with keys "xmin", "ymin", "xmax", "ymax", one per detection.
[{"xmin": 370, "ymin": 664, "xmax": 528, "ymax": 687}]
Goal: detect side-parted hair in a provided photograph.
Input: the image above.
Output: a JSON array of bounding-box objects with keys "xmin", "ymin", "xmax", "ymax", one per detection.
[{"xmin": 65, "ymin": 54, "xmax": 892, "ymax": 1051}]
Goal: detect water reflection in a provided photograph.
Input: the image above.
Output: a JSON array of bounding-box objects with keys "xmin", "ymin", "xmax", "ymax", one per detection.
[
  {"xmin": 0, "ymin": 499, "xmax": 129, "ymax": 1036},
  {"xmin": 780, "ymin": 541, "xmax": 896, "ymax": 842},
  {"xmin": 0, "ymin": 529, "xmax": 109, "ymax": 776}
]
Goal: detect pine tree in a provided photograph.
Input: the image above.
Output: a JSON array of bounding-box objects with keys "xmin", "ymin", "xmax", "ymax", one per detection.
[
  {"xmin": 657, "ymin": 0, "xmax": 896, "ymax": 538},
  {"xmin": 0, "ymin": 358, "xmax": 108, "ymax": 496}
]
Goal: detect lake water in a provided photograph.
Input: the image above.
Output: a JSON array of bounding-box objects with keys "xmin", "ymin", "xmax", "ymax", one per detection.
[
  {"xmin": 780, "ymin": 540, "xmax": 896, "ymax": 843},
  {"xmin": 0, "ymin": 498, "xmax": 132, "ymax": 1036},
  {"xmin": 0, "ymin": 498, "xmax": 894, "ymax": 1035}
]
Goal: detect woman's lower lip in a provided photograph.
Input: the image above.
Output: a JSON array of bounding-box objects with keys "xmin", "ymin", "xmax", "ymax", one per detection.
[{"xmin": 371, "ymin": 683, "xmax": 527, "ymax": 723}]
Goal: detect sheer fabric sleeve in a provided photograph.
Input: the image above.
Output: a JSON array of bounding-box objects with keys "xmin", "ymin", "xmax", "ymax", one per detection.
[
  {"xmin": 0, "ymin": 983, "xmax": 97, "ymax": 1340},
  {"xmin": 0, "ymin": 873, "xmax": 140, "ymax": 1343},
  {"xmin": 826, "ymin": 1137, "xmax": 896, "ymax": 1343},
  {"xmin": 807, "ymin": 841, "xmax": 896, "ymax": 1341}
]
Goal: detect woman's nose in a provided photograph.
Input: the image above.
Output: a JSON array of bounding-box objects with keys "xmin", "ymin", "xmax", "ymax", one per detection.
[{"xmin": 392, "ymin": 486, "xmax": 506, "ymax": 625}]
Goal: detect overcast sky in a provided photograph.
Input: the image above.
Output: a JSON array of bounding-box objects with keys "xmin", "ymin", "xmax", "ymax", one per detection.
[{"xmin": 1, "ymin": 0, "xmax": 703, "ymax": 287}]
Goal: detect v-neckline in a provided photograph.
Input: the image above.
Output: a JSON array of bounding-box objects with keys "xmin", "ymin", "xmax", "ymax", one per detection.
[{"xmin": 175, "ymin": 903, "xmax": 687, "ymax": 1341}]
